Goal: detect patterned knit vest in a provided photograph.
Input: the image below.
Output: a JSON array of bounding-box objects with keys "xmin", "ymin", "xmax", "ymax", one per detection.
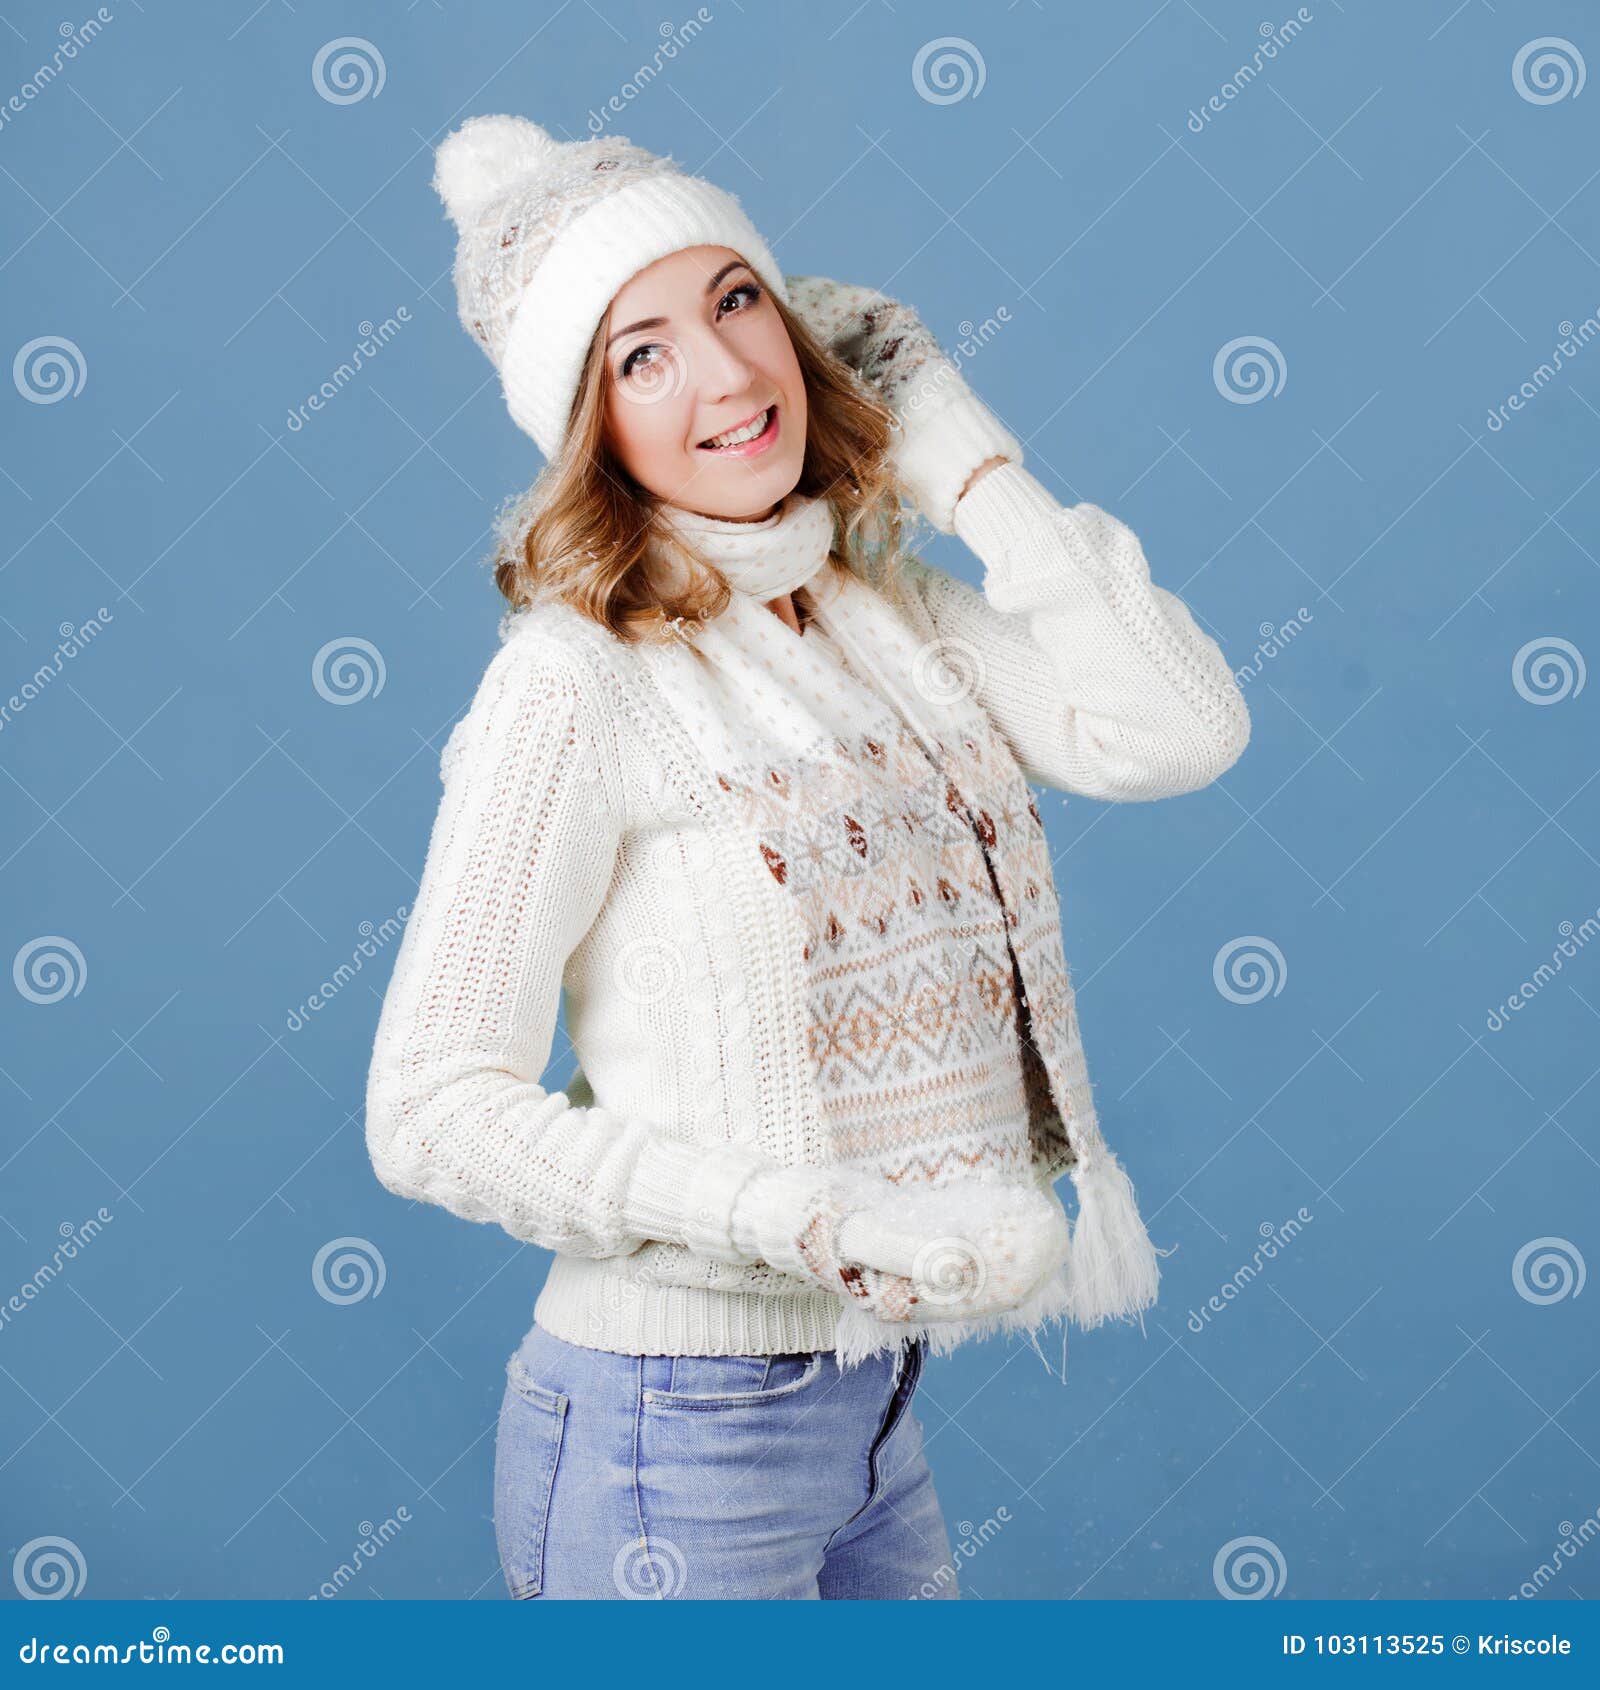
[{"xmin": 642, "ymin": 493, "xmax": 1084, "ymax": 1198}]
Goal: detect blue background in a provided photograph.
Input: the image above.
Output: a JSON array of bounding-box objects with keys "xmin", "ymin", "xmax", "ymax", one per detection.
[{"xmin": 2, "ymin": 0, "xmax": 1596, "ymax": 1602}]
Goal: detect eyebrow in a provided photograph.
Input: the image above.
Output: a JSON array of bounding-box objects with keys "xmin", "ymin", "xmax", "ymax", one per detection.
[{"xmin": 605, "ymin": 260, "xmax": 754, "ymax": 348}]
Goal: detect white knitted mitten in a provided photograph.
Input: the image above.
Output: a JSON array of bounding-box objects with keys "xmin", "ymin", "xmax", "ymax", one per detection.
[
  {"xmin": 731, "ymin": 1165, "xmax": 1070, "ymax": 1325},
  {"xmin": 784, "ymin": 273, "xmax": 1024, "ymax": 536}
]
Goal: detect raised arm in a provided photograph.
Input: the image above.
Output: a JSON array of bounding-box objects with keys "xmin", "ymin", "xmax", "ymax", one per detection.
[
  {"xmin": 786, "ymin": 273, "xmax": 1250, "ymax": 801},
  {"xmin": 785, "ymin": 272, "xmax": 1023, "ymax": 535},
  {"xmin": 911, "ymin": 464, "xmax": 1252, "ymax": 800}
]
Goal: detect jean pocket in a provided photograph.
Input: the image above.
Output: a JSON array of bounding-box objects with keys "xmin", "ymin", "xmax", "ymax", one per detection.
[
  {"xmin": 643, "ymin": 1351, "xmax": 824, "ymax": 1412},
  {"xmin": 494, "ymin": 1357, "xmax": 569, "ymax": 1598}
]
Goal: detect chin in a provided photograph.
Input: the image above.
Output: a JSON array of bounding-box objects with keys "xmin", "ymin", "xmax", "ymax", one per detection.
[{"xmin": 690, "ymin": 461, "xmax": 804, "ymax": 521}]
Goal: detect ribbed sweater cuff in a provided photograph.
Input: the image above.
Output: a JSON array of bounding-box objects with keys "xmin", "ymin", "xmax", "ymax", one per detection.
[
  {"xmin": 953, "ymin": 457, "xmax": 1057, "ymax": 557},
  {"xmin": 953, "ymin": 460, "xmax": 1092, "ymax": 615},
  {"xmin": 729, "ymin": 1165, "xmax": 830, "ymax": 1278},
  {"xmin": 894, "ymin": 377, "xmax": 1023, "ymax": 536},
  {"xmin": 624, "ymin": 1137, "xmax": 774, "ymax": 1263}
]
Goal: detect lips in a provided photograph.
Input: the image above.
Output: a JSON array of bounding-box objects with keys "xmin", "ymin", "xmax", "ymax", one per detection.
[{"xmin": 697, "ymin": 403, "xmax": 778, "ymax": 453}]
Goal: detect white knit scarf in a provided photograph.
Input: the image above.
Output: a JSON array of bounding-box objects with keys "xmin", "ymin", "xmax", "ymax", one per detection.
[
  {"xmin": 647, "ymin": 489, "xmax": 980, "ymax": 771},
  {"xmin": 642, "ymin": 489, "xmax": 1161, "ymax": 1348},
  {"xmin": 655, "ymin": 490, "xmax": 835, "ymax": 600}
]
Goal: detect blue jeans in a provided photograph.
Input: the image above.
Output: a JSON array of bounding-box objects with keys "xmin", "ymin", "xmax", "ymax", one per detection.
[{"xmin": 493, "ymin": 1319, "xmax": 960, "ymax": 1600}]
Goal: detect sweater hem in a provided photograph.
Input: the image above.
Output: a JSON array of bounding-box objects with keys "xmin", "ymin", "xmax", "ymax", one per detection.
[{"xmin": 533, "ymin": 1253, "xmax": 846, "ymax": 1357}]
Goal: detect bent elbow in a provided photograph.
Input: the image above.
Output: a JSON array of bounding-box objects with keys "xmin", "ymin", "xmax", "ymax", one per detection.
[
  {"xmin": 1151, "ymin": 708, "xmax": 1251, "ymax": 797},
  {"xmin": 361, "ymin": 1053, "xmax": 646, "ymax": 1260},
  {"xmin": 362, "ymin": 1049, "xmax": 478, "ymax": 1209},
  {"xmin": 1184, "ymin": 690, "xmax": 1252, "ymax": 789},
  {"xmin": 1079, "ymin": 708, "xmax": 1250, "ymax": 801},
  {"xmin": 363, "ymin": 1065, "xmax": 431, "ymax": 1204}
]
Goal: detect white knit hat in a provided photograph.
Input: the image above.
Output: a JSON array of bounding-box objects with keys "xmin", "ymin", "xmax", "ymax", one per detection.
[{"xmin": 432, "ymin": 115, "xmax": 791, "ymax": 459}]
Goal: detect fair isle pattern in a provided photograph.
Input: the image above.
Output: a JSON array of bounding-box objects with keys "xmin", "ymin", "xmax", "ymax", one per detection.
[
  {"xmin": 433, "ymin": 117, "xmax": 791, "ymax": 460},
  {"xmin": 443, "ymin": 133, "xmax": 675, "ymax": 366},
  {"xmin": 782, "ymin": 273, "xmax": 1026, "ymax": 534},
  {"xmin": 933, "ymin": 721, "xmax": 1085, "ymax": 1187},
  {"xmin": 784, "ymin": 274, "xmax": 948, "ymax": 419},
  {"xmin": 368, "ymin": 419, "xmax": 1251, "ymax": 1356},
  {"xmin": 707, "ymin": 662, "xmax": 1081, "ymax": 1195}
]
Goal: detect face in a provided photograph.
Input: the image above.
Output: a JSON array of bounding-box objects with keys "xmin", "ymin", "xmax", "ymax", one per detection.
[{"xmin": 599, "ymin": 244, "xmax": 806, "ymax": 521}]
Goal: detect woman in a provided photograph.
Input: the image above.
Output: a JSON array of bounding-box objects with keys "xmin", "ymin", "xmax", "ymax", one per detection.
[{"xmin": 365, "ymin": 115, "xmax": 1251, "ymax": 1600}]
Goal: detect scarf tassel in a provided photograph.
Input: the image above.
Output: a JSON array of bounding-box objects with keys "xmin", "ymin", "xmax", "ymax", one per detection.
[{"xmin": 1062, "ymin": 1149, "xmax": 1168, "ymax": 1331}]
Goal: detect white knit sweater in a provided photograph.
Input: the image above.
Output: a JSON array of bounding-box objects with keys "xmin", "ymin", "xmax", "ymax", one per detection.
[{"xmin": 364, "ymin": 404, "xmax": 1250, "ymax": 1361}]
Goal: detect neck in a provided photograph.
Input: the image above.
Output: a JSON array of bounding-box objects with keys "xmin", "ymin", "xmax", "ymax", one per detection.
[
  {"xmin": 683, "ymin": 499, "xmax": 783, "ymax": 525},
  {"xmin": 766, "ymin": 591, "xmax": 805, "ymax": 636}
]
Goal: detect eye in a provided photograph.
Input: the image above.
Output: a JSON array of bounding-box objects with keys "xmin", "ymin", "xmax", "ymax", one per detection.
[
  {"xmin": 615, "ymin": 282, "xmax": 762, "ymax": 381},
  {"xmin": 717, "ymin": 280, "xmax": 762, "ymax": 317},
  {"xmin": 619, "ymin": 342, "xmax": 665, "ymax": 381}
]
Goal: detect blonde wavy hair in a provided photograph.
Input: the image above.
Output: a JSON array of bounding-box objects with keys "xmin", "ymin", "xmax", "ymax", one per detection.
[{"xmin": 488, "ymin": 285, "xmax": 911, "ymax": 644}]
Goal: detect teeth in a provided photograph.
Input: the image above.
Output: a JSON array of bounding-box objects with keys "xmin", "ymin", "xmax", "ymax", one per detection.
[{"xmin": 702, "ymin": 407, "xmax": 771, "ymax": 449}]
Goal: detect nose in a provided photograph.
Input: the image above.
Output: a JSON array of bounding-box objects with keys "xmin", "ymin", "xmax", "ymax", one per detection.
[{"xmin": 689, "ymin": 323, "xmax": 759, "ymax": 405}]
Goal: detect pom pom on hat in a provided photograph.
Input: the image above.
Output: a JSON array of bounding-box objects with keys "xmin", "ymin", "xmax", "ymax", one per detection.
[
  {"xmin": 433, "ymin": 114, "xmax": 562, "ymax": 228},
  {"xmin": 434, "ymin": 110, "xmax": 788, "ymax": 458}
]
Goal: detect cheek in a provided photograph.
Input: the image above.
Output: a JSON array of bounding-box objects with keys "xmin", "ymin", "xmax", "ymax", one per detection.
[
  {"xmin": 762, "ymin": 328, "xmax": 806, "ymax": 424},
  {"xmin": 718, "ymin": 320, "xmax": 803, "ymax": 439},
  {"xmin": 774, "ymin": 347, "xmax": 806, "ymax": 439},
  {"xmin": 606, "ymin": 385, "xmax": 695, "ymax": 468},
  {"xmin": 758, "ymin": 321, "xmax": 803, "ymax": 390}
]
